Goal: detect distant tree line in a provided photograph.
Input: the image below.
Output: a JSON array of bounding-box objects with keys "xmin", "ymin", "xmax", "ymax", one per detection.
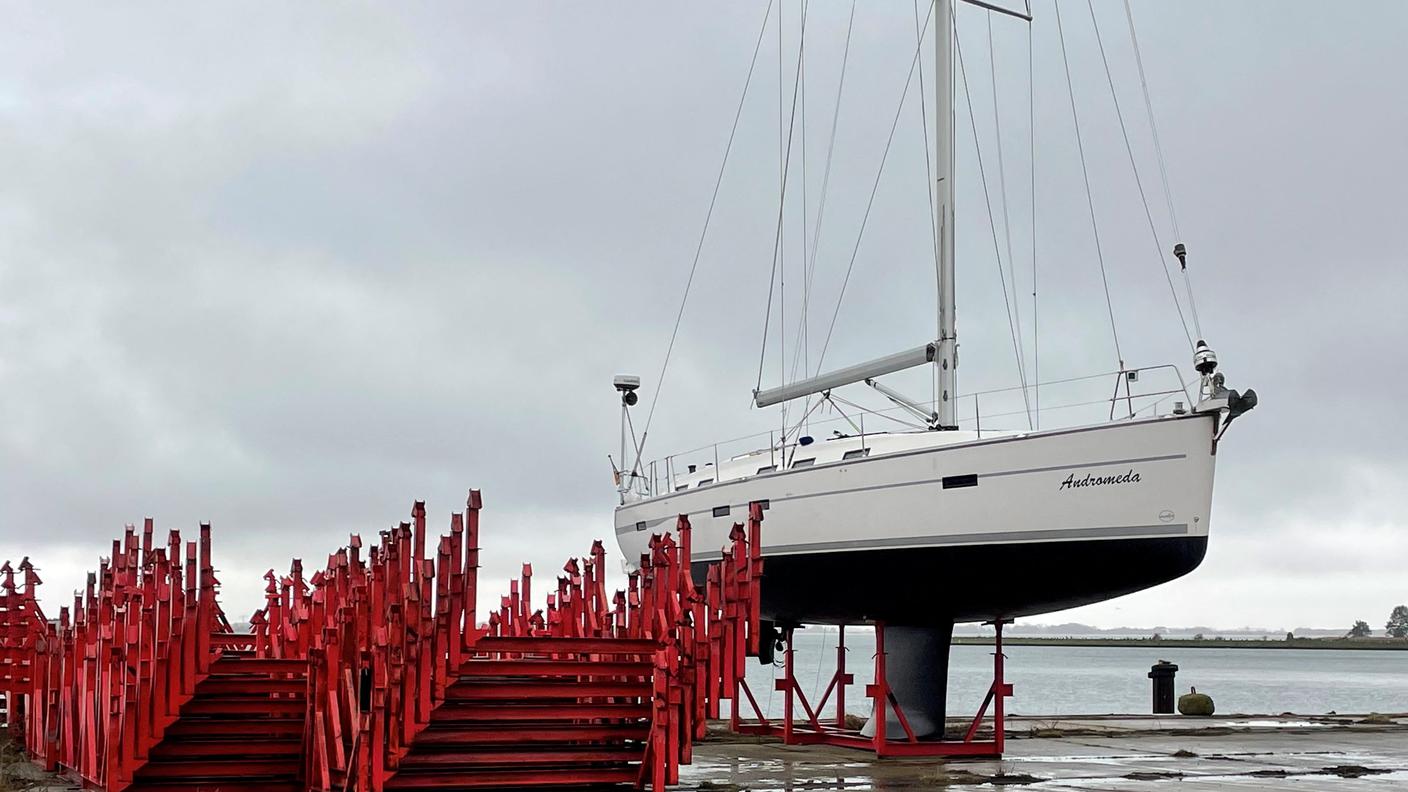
[
  {"xmin": 1389, "ymin": 605, "xmax": 1408, "ymax": 638},
  {"xmin": 1346, "ymin": 605, "xmax": 1408, "ymax": 639}
]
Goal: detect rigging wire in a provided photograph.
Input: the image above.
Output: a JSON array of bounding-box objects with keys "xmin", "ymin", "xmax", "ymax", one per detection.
[
  {"xmin": 813, "ymin": 628, "xmax": 830, "ymax": 707},
  {"xmin": 756, "ymin": 1, "xmax": 810, "ymax": 395},
  {"xmin": 798, "ymin": 0, "xmax": 810, "ymax": 430},
  {"xmin": 913, "ymin": 0, "xmax": 942, "ymax": 409},
  {"xmin": 955, "ymin": 21, "xmax": 1033, "ymax": 429},
  {"xmin": 1084, "ymin": 0, "xmax": 1193, "ymax": 350},
  {"xmin": 785, "ymin": 2, "xmax": 857, "ymax": 408},
  {"xmin": 1122, "ymin": 0, "xmax": 1180, "ymax": 240},
  {"xmin": 781, "ymin": 0, "xmax": 811, "ymax": 436},
  {"xmin": 771, "ymin": 1, "xmax": 856, "ymax": 445},
  {"xmin": 830, "ymin": 394, "xmax": 926, "ymax": 430},
  {"xmin": 986, "ymin": 10, "xmax": 1034, "ymax": 428},
  {"xmin": 1121, "ymin": 0, "xmax": 1203, "ymax": 340},
  {"xmin": 638, "ymin": 1, "xmax": 776, "ymax": 455},
  {"xmin": 1028, "ymin": 1, "xmax": 1039, "ymax": 428},
  {"xmin": 813, "ymin": 0, "xmax": 936, "ymax": 376},
  {"xmin": 1052, "ymin": 0, "xmax": 1124, "ymax": 370},
  {"xmin": 663, "ymin": 366, "xmax": 1152, "ymax": 463},
  {"xmin": 778, "ymin": 1, "xmax": 788, "ymax": 434}
]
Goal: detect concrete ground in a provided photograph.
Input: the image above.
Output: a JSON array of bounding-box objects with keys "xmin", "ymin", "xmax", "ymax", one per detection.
[
  {"xmin": 682, "ymin": 715, "xmax": 1408, "ymax": 790},
  {"xmin": 5, "ymin": 715, "xmax": 1407, "ymax": 790}
]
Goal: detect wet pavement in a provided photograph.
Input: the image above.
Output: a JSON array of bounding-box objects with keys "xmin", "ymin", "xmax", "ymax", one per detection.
[
  {"xmin": 6, "ymin": 715, "xmax": 1407, "ymax": 790},
  {"xmin": 682, "ymin": 715, "xmax": 1408, "ymax": 790}
]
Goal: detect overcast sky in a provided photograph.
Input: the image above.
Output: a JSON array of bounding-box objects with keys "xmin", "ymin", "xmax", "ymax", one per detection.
[{"xmin": 2, "ymin": 2, "xmax": 1405, "ymax": 633}]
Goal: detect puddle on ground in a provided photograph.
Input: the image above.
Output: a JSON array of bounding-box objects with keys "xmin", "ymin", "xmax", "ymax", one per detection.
[
  {"xmin": 681, "ymin": 735, "xmax": 1408, "ymax": 791},
  {"xmin": 1220, "ymin": 719, "xmax": 1328, "ymax": 728},
  {"xmin": 1006, "ymin": 765, "xmax": 1405, "ymax": 790},
  {"xmin": 1009, "ymin": 753, "xmax": 1169, "ymax": 763}
]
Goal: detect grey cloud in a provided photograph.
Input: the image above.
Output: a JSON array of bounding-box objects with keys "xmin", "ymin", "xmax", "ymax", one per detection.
[{"xmin": 1, "ymin": 2, "xmax": 1405, "ymax": 629}]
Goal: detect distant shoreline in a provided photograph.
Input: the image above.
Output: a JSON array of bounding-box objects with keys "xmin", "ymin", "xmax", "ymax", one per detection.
[{"xmin": 953, "ymin": 636, "xmax": 1408, "ymax": 650}]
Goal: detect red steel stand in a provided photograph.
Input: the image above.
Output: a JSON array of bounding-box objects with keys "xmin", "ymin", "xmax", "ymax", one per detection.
[
  {"xmin": 287, "ymin": 495, "xmax": 766, "ymax": 792},
  {"xmin": 1, "ymin": 492, "xmax": 767, "ymax": 792},
  {"xmin": 1, "ymin": 522, "xmax": 235, "ymax": 790},
  {"xmin": 732, "ymin": 619, "xmax": 1014, "ymax": 758}
]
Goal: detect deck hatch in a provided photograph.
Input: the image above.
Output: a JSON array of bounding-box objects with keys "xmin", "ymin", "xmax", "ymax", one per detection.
[{"xmin": 942, "ymin": 473, "xmax": 979, "ymax": 489}]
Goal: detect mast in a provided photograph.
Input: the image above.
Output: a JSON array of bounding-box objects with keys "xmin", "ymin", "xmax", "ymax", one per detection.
[{"xmin": 936, "ymin": 0, "xmax": 958, "ymax": 430}]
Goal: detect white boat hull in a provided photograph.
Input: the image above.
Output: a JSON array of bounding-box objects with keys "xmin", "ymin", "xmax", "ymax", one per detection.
[{"xmin": 615, "ymin": 413, "xmax": 1218, "ymax": 623}]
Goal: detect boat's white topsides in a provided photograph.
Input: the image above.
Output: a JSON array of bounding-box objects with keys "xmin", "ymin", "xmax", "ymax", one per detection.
[
  {"xmin": 640, "ymin": 428, "xmax": 1017, "ymax": 497},
  {"xmin": 616, "ymin": 411, "xmax": 1218, "ymax": 569}
]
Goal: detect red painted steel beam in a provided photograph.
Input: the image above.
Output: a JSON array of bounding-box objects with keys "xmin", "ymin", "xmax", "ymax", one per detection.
[{"xmin": 2, "ymin": 490, "xmax": 768, "ymax": 792}]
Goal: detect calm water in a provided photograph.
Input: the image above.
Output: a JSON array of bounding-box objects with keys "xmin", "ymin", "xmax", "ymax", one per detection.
[{"xmin": 738, "ymin": 628, "xmax": 1408, "ymax": 718}]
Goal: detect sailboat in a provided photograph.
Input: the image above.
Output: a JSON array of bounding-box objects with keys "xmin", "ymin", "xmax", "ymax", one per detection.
[{"xmin": 610, "ymin": 0, "xmax": 1255, "ymax": 731}]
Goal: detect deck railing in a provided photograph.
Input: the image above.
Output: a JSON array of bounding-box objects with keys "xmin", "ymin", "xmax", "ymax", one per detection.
[{"xmin": 627, "ymin": 363, "xmax": 1194, "ymax": 499}]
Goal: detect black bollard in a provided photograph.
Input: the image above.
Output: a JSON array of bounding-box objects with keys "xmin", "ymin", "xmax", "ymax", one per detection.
[{"xmin": 1148, "ymin": 660, "xmax": 1179, "ymax": 714}]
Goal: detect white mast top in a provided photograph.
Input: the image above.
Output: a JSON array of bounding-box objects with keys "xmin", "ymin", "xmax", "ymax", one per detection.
[{"xmin": 936, "ymin": 0, "xmax": 958, "ymax": 430}]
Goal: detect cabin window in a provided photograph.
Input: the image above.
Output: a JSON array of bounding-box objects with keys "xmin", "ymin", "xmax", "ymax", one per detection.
[
  {"xmin": 635, "ymin": 521, "xmax": 647, "ymax": 532},
  {"xmin": 697, "ymin": 479, "xmax": 714, "ymax": 486},
  {"xmin": 675, "ymin": 485, "xmax": 688, "ymax": 492},
  {"xmin": 756, "ymin": 465, "xmax": 777, "ymax": 474},
  {"xmin": 712, "ymin": 505, "xmax": 731, "ymax": 518},
  {"xmin": 842, "ymin": 448, "xmax": 870, "ymax": 460},
  {"xmin": 757, "ymin": 499, "xmax": 770, "ymax": 510},
  {"xmin": 790, "ymin": 457, "xmax": 815, "ymax": 469},
  {"xmin": 942, "ymin": 473, "xmax": 978, "ymax": 489}
]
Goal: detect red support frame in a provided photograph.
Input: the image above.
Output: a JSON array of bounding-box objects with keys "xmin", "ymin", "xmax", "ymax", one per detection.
[
  {"xmin": 3, "ymin": 490, "xmax": 769, "ymax": 792},
  {"xmin": 1, "ymin": 521, "xmax": 232, "ymax": 791},
  {"xmin": 730, "ymin": 619, "xmax": 1014, "ymax": 758}
]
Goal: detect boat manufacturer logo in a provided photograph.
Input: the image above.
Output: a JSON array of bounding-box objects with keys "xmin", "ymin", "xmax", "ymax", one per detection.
[
  {"xmin": 1158, "ymin": 509, "xmax": 1176, "ymax": 523},
  {"xmin": 1058, "ymin": 469, "xmax": 1141, "ymax": 491}
]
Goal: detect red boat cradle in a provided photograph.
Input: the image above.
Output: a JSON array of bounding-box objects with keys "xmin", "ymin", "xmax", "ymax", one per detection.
[
  {"xmin": 0, "ymin": 492, "xmax": 766, "ymax": 792},
  {"xmin": 730, "ymin": 619, "xmax": 1014, "ymax": 758}
]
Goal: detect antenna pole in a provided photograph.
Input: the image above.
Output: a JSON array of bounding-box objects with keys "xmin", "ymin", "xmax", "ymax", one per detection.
[{"xmin": 936, "ymin": 0, "xmax": 958, "ymax": 430}]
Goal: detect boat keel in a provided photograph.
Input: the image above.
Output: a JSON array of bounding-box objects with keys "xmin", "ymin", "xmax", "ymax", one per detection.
[{"xmin": 860, "ymin": 622, "xmax": 954, "ymax": 739}]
